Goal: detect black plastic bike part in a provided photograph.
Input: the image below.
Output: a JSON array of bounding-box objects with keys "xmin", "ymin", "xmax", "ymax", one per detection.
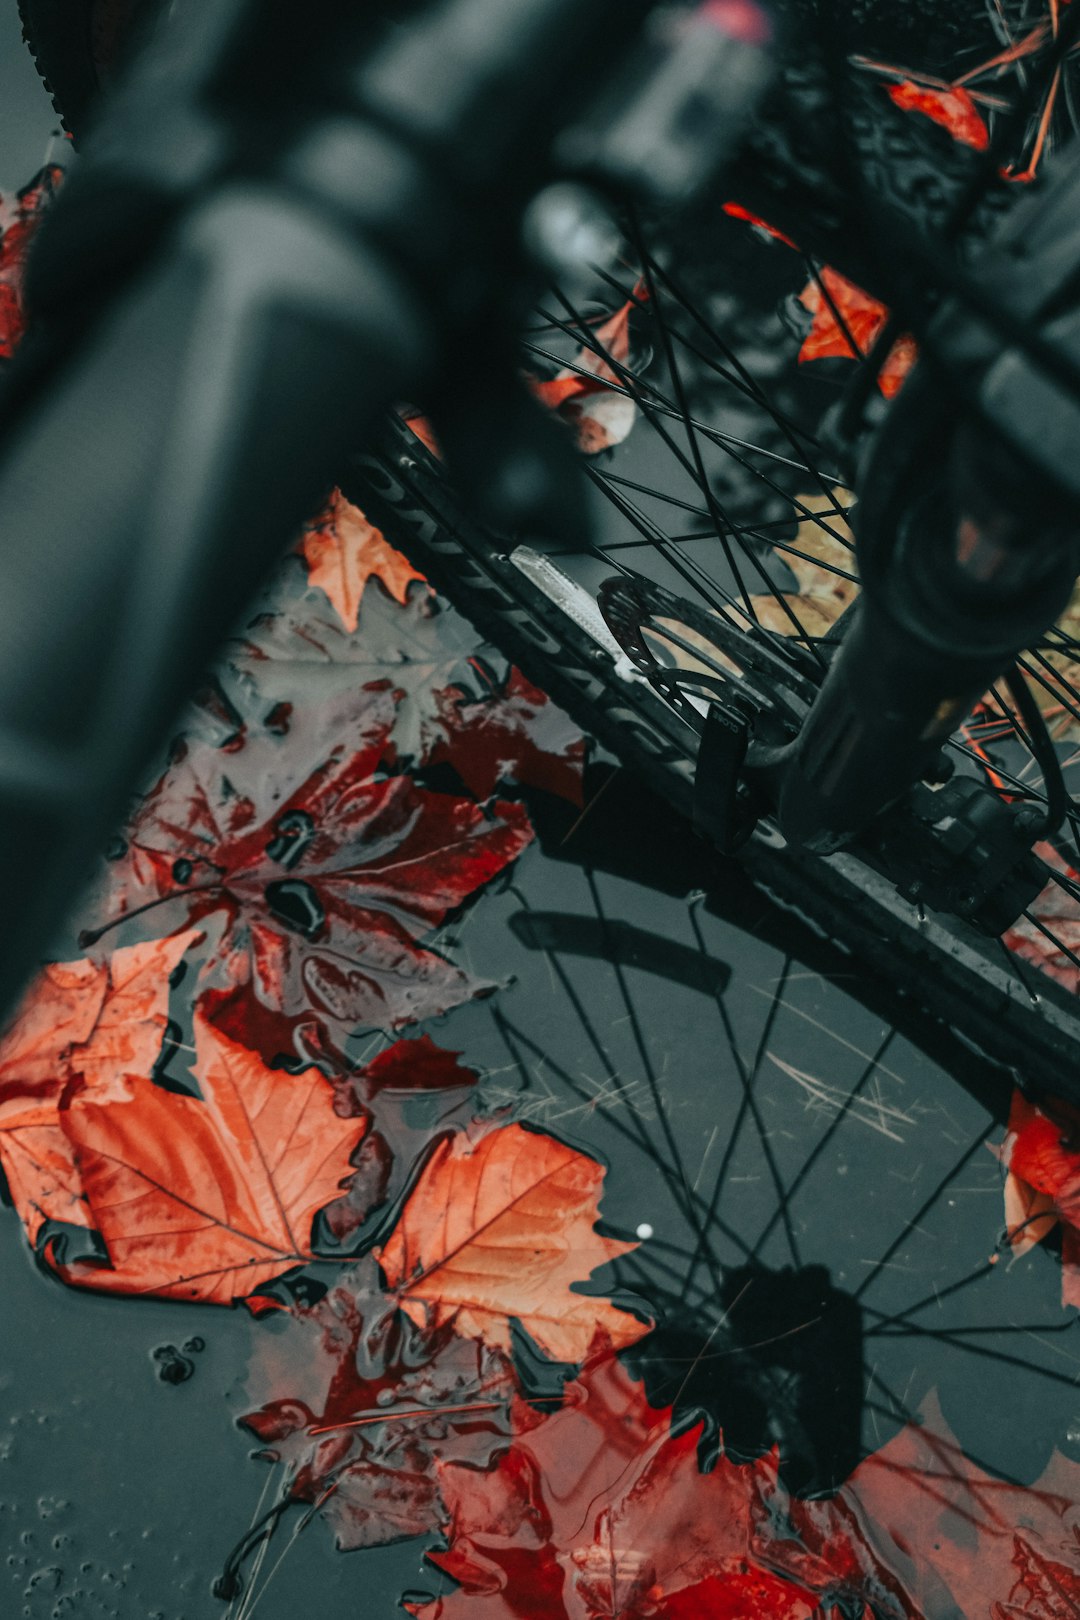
[
  {"xmin": 692, "ymin": 701, "xmax": 758, "ymax": 854},
  {"xmin": 18, "ymin": 0, "xmax": 149, "ymax": 141},
  {"xmin": 555, "ymin": 0, "xmax": 775, "ymax": 207},
  {"xmin": 597, "ymin": 571, "xmax": 1049, "ymax": 930},
  {"xmin": 767, "ymin": 149, "xmax": 1080, "ymax": 857},
  {"xmin": 344, "ymin": 415, "xmax": 1080, "ymax": 1101},
  {"xmin": 858, "ymin": 777, "xmax": 1049, "ymax": 938},
  {"xmin": 774, "ymin": 407, "xmax": 1080, "ymax": 856}
]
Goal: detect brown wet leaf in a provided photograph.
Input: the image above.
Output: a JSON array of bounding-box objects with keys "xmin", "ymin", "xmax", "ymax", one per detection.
[{"xmin": 751, "ymin": 488, "xmax": 859, "ymax": 638}]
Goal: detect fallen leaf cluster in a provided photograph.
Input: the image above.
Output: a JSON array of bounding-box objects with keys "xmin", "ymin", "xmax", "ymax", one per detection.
[
  {"xmin": 239, "ymin": 1112, "xmax": 651, "ymax": 1543},
  {"xmin": 92, "ymin": 682, "xmax": 534, "ymax": 1041},
  {"xmin": 404, "ymin": 1362, "xmax": 1080, "ymax": 1620}
]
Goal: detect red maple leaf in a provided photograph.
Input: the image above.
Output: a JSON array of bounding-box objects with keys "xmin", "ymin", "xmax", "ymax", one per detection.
[
  {"xmin": 414, "ymin": 1354, "xmax": 818, "ymax": 1619},
  {"xmin": 360, "ymin": 1035, "xmax": 480, "ymax": 1097},
  {"xmin": 91, "ymin": 685, "xmax": 533, "ymax": 1038},
  {"xmin": 430, "ymin": 668, "xmax": 584, "ymax": 804},
  {"xmin": 995, "ymin": 1087, "xmax": 1080, "ymax": 1306},
  {"xmin": 798, "ymin": 267, "xmax": 917, "ymax": 399},
  {"xmin": 50, "ymin": 1008, "xmax": 365, "ymax": 1305},
  {"xmin": 0, "ymin": 165, "xmax": 62, "ymax": 360},
  {"xmin": 299, "ymin": 489, "xmax": 427, "ymax": 633},
  {"xmin": 375, "ymin": 1122, "xmax": 649, "ymax": 1363},
  {"xmin": 415, "ymin": 1374, "xmax": 1080, "ymax": 1620},
  {"xmin": 886, "ymin": 81, "xmax": 990, "ymax": 150},
  {"xmin": 241, "ymin": 1267, "xmax": 518, "ymax": 1549},
  {"xmin": 0, "ymin": 932, "xmax": 200, "ymax": 1244}
]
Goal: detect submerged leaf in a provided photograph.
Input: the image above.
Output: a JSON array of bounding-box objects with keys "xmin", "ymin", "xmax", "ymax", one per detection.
[
  {"xmin": 95, "ymin": 688, "xmax": 533, "ymax": 1038},
  {"xmin": 430, "ymin": 668, "xmax": 584, "ymax": 804},
  {"xmin": 415, "ymin": 1354, "xmax": 818, "ymax": 1620},
  {"xmin": 241, "ymin": 1272, "xmax": 517, "ymax": 1549},
  {"xmin": 375, "ymin": 1122, "xmax": 648, "ymax": 1362}
]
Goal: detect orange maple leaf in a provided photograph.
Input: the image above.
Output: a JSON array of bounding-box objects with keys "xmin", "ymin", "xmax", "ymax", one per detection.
[
  {"xmin": 0, "ymin": 933, "xmax": 200, "ymax": 1244},
  {"xmin": 995, "ymin": 1087, "xmax": 1080, "ymax": 1306},
  {"xmin": 51, "ymin": 1009, "xmax": 365, "ymax": 1305},
  {"xmin": 798, "ymin": 267, "xmax": 917, "ymax": 399},
  {"xmin": 300, "ymin": 489, "xmax": 427, "ymax": 633},
  {"xmin": 375, "ymin": 1122, "xmax": 648, "ymax": 1362}
]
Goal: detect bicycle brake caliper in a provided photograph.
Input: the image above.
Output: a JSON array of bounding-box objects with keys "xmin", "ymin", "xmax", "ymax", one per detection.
[{"xmin": 862, "ymin": 778, "xmax": 1048, "ymax": 936}]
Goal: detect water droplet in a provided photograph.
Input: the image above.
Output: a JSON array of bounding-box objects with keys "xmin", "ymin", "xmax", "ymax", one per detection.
[
  {"xmin": 265, "ymin": 878, "xmax": 326, "ymax": 939},
  {"xmin": 264, "ymin": 701, "xmax": 292, "ymax": 736},
  {"xmin": 151, "ymin": 1345, "xmax": 194, "ymax": 1385},
  {"xmin": 24, "ymin": 1566, "xmax": 62, "ymax": 1595},
  {"xmin": 265, "ymin": 811, "xmax": 316, "ymax": 871}
]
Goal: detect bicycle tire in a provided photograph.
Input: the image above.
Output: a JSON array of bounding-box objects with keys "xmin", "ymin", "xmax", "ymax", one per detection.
[{"xmin": 17, "ymin": 0, "xmax": 142, "ymax": 138}]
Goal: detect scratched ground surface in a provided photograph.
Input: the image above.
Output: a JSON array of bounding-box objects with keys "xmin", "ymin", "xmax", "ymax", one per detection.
[{"xmin": 3, "ymin": 14, "xmax": 1080, "ymax": 1620}]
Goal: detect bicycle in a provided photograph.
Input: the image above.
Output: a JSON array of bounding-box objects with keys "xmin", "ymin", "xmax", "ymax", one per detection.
[
  {"xmin": 5, "ymin": 7, "xmax": 1080, "ymax": 1613},
  {"xmin": 10, "ymin": 0, "xmax": 1080, "ymax": 1099}
]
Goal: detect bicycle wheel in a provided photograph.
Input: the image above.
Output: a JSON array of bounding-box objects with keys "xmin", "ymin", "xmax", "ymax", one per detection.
[
  {"xmin": 17, "ymin": 0, "xmax": 1080, "ymax": 1093},
  {"xmin": 7, "ymin": 12, "xmax": 1080, "ymax": 1616},
  {"xmin": 339, "ymin": 1, "xmax": 1080, "ymax": 1099}
]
